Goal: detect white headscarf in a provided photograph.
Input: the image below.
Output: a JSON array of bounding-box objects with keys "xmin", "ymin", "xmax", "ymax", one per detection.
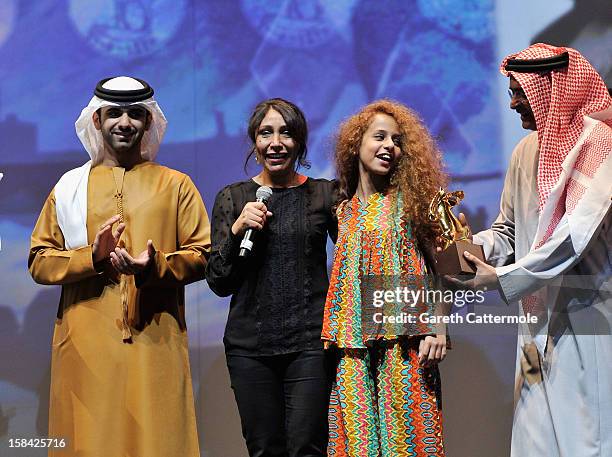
[
  {"xmin": 74, "ymin": 76, "xmax": 167, "ymax": 165},
  {"xmin": 56, "ymin": 77, "xmax": 167, "ymax": 249}
]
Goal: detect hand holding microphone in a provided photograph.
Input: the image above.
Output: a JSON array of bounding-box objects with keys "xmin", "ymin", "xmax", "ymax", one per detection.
[{"xmin": 231, "ymin": 186, "xmax": 273, "ymax": 257}]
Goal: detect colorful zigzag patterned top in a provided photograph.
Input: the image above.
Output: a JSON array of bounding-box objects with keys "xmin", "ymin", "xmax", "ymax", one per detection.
[{"xmin": 322, "ymin": 191, "xmax": 434, "ymax": 348}]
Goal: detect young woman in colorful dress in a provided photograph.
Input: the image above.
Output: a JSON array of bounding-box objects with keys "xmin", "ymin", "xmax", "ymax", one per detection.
[{"xmin": 322, "ymin": 99, "xmax": 448, "ymax": 456}]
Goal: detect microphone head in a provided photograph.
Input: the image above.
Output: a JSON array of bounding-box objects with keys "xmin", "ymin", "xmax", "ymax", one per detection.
[{"xmin": 256, "ymin": 185, "xmax": 273, "ymax": 203}]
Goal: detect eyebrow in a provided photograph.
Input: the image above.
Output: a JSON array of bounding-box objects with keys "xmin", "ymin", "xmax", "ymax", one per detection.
[
  {"xmin": 259, "ymin": 124, "xmax": 288, "ymax": 130},
  {"xmin": 106, "ymin": 106, "xmax": 145, "ymax": 112},
  {"xmin": 373, "ymin": 129, "xmax": 401, "ymax": 136}
]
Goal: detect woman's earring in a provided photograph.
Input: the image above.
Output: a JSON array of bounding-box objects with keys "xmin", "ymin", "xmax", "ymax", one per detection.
[{"xmin": 255, "ymin": 155, "xmax": 261, "ymax": 164}]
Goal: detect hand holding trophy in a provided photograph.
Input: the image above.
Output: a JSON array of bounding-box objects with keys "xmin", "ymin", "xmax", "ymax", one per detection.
[{"xmin": 429, "ymin": 188, "xmax": 485, "ymax": 275}]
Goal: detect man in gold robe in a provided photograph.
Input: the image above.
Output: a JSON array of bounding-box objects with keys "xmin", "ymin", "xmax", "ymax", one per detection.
[{"xmin": 29, "ymin": 76, "xmax": 211, "ymax": 457}]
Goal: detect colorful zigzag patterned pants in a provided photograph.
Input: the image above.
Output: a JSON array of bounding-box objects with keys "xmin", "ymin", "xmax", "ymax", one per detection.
[{"xmin": 328, "ymin": 339, "xmax": 445, "ymax": 456}]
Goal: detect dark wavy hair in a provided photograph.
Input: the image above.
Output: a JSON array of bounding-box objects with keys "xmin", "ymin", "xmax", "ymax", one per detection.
[
  {"xmin": 244, "ymin": 98, "xmax": 311, "ymax": 172},
  {"xmin": 335, "ymin": 99, "xmax": 448, "ymax": 244}
]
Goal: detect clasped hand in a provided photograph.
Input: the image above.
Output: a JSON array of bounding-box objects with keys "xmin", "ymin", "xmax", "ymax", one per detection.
[{"xmin": 92, "ymin": 215, "xmax": 156, "ymax": 275}]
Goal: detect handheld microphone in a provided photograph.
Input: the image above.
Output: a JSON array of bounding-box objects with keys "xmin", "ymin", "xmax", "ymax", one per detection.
[{"xmin": 239, "ymin": 186, "xmax": 273, "ymax": 257}]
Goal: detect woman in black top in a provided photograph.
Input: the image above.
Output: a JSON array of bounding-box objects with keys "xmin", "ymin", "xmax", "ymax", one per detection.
[{"xmin": 206, "ymin": 98, "xmax": 337, "ymax": 457}]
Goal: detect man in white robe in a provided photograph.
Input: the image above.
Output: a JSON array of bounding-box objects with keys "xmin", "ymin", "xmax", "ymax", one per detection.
[{"xmin": 462, "ymin": 44, "xmax": 612, "ymax": 457}]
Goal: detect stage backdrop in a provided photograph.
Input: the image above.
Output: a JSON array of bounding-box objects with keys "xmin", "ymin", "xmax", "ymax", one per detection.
[{"xmin": 0, "ymin": 1, "xmax": 610, "ymax": 456}]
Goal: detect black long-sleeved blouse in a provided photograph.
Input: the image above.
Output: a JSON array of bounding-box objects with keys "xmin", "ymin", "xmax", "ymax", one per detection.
[{"xmin": 206, "ymin": 178, "xmax": 338, "ymax": 356}]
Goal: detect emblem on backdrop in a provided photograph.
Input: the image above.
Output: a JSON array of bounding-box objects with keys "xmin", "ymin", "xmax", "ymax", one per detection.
[
  {"xmin": 241, "ymin": 0, "xmax": 354, "ymax": 49},
  {"xmin": 69, "ymin": 0, "xmax": 186, "ymax": 58}
]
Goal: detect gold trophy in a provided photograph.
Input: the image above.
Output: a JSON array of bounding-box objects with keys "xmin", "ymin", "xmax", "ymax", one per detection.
[{"xmin": 428, "ymin": 188, "xmax": 485, "ymax": 275}]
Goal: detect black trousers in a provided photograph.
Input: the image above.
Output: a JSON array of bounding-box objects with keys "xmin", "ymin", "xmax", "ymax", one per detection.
[{"xmin": 226, "ymin": 350, "xmax": 333, "ymax": 457}]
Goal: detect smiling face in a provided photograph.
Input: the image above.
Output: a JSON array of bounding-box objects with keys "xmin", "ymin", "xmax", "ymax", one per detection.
[
  {"xmin": 93, "ymin": 105, "xmax": 151, "ymax": 157},
  {"xmin": 509, "ymin": 77, "xmax": 537, "ymax": 131},
  {"xmin": 358, "ymin": 113, "xmax": 402, "ymax": 178},
  {"xmin": 255, "ymin": 108, "xmax": 298, "ymax": 176}
]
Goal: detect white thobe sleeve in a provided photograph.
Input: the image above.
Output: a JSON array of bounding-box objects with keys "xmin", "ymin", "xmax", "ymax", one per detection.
[{"xmin": 494, "ymin": 216, "xmax": 577, "ymax": 303}]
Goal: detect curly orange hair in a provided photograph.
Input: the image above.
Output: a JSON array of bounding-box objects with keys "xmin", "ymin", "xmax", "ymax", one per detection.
[{"xmin": 335, "ymin": 99, "xmax": 448, "ymax": 244}]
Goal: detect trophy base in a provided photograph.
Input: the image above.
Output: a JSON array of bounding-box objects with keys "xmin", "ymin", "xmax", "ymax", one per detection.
[{"xmin": 435, "ymin": 240, "xmax": 485, "ymax": 276}]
